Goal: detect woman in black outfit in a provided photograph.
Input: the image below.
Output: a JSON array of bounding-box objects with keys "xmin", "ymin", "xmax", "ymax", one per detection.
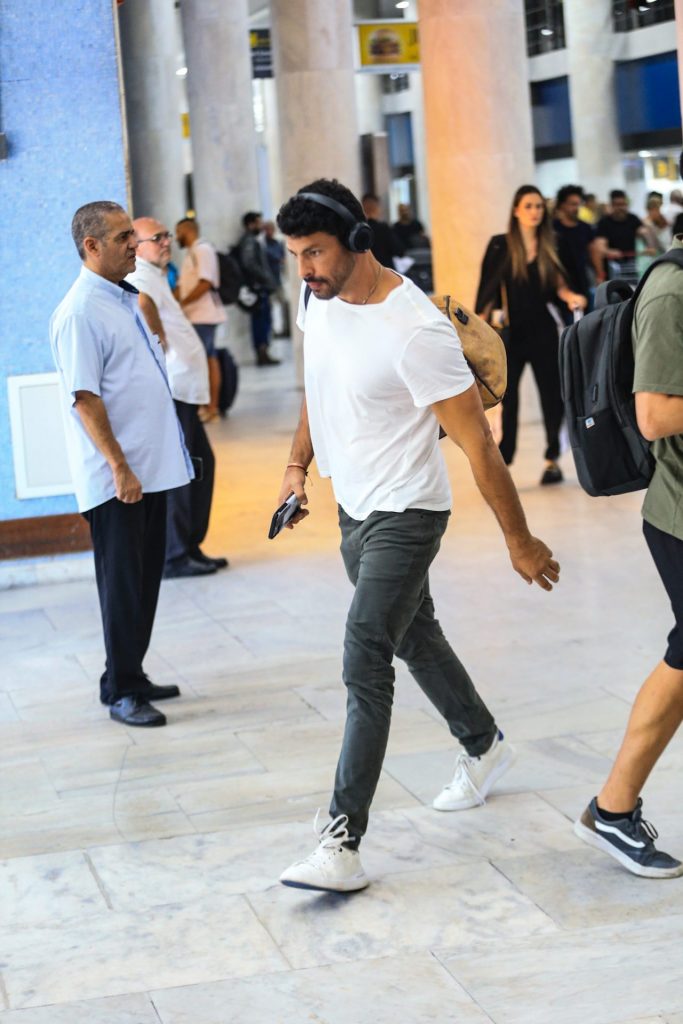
[{"xmin": 475, "ymin": 185, "xmax": 587, "ymax": 484}]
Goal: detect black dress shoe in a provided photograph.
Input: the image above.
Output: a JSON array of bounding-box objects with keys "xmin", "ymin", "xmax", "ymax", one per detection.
[
  {"xmin": 191, "ymin": 548, "xmax": 229, "ymax": 570},
  {"xmin": 540, "ymin": 463, "xmax": 564, "ymax": 485},
  {"xmin": 163, "ymin": 555, "xmax": 218, "ymax": 579},
  {"xmin": 109, "ymin": 695, "xmax": 166, "ymax": 727},
  {"xmin": 143, "ymin": 682, "xmax": 181, "ymax": 701}
]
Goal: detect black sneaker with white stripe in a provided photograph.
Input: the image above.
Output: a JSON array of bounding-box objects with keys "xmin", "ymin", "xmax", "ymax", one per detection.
[{"xmin": 574, "ymin": 797, "xmax": 683, "ymax": 879}]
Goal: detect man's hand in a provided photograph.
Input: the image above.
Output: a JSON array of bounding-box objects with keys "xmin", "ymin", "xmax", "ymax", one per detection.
[
  {"xmin": 113, "ymin": 463, "xmax": 143, "ymax": 503},
  {"xmin": 508, "ymin": 535, "xmax": 560, "ymax": 590},
  {"xmin": 277, "ymin": 466, "xmax": 309, "ymax": 529}
]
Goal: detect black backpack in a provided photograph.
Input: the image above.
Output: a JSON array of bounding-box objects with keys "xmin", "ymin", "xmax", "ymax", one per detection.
[
  {"xmin": 559, "ymin": 249, "xmax": 683, "ymax": 497},
  {"xmin": 215, "ymin": 248, "xmax": 246, "ymax": 306}
]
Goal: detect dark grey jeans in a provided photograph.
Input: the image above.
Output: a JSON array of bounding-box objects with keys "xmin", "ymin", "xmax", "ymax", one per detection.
[{"xmin": 330, "ymin": 507, "xmax": 497, "ymax": 844}]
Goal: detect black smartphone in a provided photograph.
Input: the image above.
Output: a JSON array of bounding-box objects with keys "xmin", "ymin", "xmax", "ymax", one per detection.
[
  {"xmin": 268, "ymin": 493, "xmax": 300, "ymax": 539},
  {"xmin": 190, "ymin": 456, "xmax": 204, "ymax": 482}
]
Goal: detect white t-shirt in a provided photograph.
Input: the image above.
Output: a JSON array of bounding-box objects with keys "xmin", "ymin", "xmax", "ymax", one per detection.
[
  {"xmin": 127, "ymin": 258, "xmax": 209, "ymax": 405},
  {"xmin": 298, "ymin": 275, "xmax": 474, "ymax": 521},
  {"xmin": 178, "ymin": 239, "xmax": 227, "ymax": 325}
]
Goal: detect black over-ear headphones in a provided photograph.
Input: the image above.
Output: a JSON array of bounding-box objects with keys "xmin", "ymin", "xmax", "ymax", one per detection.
[{"xmin": 298, "ymin": 192, "xmax": 373, "ymax": 253}]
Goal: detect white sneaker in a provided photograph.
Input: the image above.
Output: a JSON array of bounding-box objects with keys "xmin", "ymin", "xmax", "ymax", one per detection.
[
  {"xmin": 432, "ymin": 732, "xmax": 516, "ymax": 811},
  {"xmin": 279, "ymin": 813, "xmax": 370, "ymax": 892}
]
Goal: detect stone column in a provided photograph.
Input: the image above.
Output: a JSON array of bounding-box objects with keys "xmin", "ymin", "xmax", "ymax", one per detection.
[
  {"xmin": 270, "ymin": 0, "xmax": 360, "ymax": 381},
  {"xmin": 419, "ymin": 0, "xmax": 534, "ymax": 306},
  {"xmin": 564, "ymin": 0, "xmax": 624, "ymax": 199},
  {"xmin": 118, "ymin": 0, "xmax": 186, "ymax": 228},
  {"xmin": 180, "ymin": 0, "xmax": 260, "ymax": 361}
]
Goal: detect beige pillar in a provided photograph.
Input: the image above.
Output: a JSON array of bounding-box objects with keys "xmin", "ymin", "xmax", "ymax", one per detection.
[
  {"xmin": 565, "ymin": 0, "xmax": 624, "ymax": 199},
  {"xmin": 420, "ymin": 0, "xmax": 534, "ymax": 306},
  {"xmin": 270, "ymin": 0, "xmax": 360, "ymax": 381},
  {"xmin": 118, "ymin": 0, "xmax": 186, "ymax": 227},
  {"xmin": 180, "ymin": 0, "xmax": 260, "ymax": 363}
]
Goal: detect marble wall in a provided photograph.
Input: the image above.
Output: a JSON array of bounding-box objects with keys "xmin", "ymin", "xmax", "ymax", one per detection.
[{"xmin": 0, "ymin": 0, "xmax": 128, "ymax": 521}]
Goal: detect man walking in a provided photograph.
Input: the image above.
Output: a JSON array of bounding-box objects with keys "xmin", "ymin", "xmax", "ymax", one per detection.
[
  {"xmin": 274, "ymin": 179, "xmax": 560, "ymax": 892},
  {"xmin": 128, "ymin": 217, "xmax": 228, "ymax": 579},
  {"xmin": 574, "ymin": 228, "xmax": 683, "ymax": 879},
  {"xmin": 237, "ymin": 212, "xmax": 280, "ymax": 366},
  {"xmin": 50, "ymin": 202, "xmax": 193, "ymax": 727},
  {"xmin": 553, "ymin": 184, "xmax": 603, "ymax": 295},
  {"xmin": 175, "ymin": 217, "xmax": 227, "ymax": 419}
]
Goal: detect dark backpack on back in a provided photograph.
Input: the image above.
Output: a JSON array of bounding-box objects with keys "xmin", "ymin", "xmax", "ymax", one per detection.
[
  {"xmin": 559, "ymin": 249, "xmax": 683, "ymax": 497},
  {"xmin": 215, "ymin": 249, "xmax": 246, "ymax": 306}
]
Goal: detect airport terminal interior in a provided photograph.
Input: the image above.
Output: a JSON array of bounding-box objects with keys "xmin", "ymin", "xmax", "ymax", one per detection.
[{"xmin": 1, "ymin": 1, "xmax": 683, "ymax": 1021}]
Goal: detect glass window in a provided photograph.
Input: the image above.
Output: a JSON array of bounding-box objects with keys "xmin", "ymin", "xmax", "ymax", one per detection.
[
  {"xmin": 525, "ymin": 0, "xmax": 566, "ymax": 56},
  {"xmin": 613, "ymin": 0, "xmax": 675, "ymax": 32}
]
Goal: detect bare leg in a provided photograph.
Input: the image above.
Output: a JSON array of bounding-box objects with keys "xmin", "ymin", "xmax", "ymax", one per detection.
[{"xmin": 598, "ymin": 660, "xmax": 683, "ymax": 812}]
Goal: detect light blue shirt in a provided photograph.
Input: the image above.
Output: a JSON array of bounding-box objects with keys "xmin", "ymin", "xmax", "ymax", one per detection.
[{"xmin": 49, "ymin": 266, "xmax": 193, "ymax": 513}]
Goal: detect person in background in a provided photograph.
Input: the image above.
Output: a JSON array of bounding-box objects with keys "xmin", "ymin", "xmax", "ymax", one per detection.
[
  {"xmin": 49, "ymin": 201, "xmax": 193, "ymax": 728},
  {"xmin": 361, "ymin": 192, "xmax": 404, "ymax": 269},
  {"xmin": 595, "ymin": 190, "xmax": 650, "ymax": 280},
  {"xmin": 553, "ymin": 184, "xmax": 604, "ymax": 295},
  {"xmin": 263, "ymin": 220, "xmax": 290, "ymax": 338},
  {"xmin": 175, "ymin": 217, "xmax": 226, "ymax": 421},
  {"xmin": 476, "ymin": 185, "xmax": 587, "ymax": 485},
  {"xmin": 578, "ymin": 193, "xmax": 600, "ymax": 226},
  {"xmin": 661, "ymin": 188, "xmax": 683, "ymax": 232},
  {"xmin": 392, "ymin": 202, "xmax": 429, "ymax": 251},
  {"xmin": 237, "ymin": 212, "xmax": 280, "ymax": 366},
  {"xmin": 637, "ymin": 195, "xmax": 672, "ymax": 276},
  {"xmin": 128, "ymin": 216, "xmax": 228, "ymax": 579}
]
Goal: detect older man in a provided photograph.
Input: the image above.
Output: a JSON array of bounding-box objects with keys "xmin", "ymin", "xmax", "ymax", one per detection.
[
  {"xmin": 128, "ymin": 217, "xmax": 228, "ymax": 579},
  {"xmin": 50, "ymin": 202, "xmax": 193, "ymax": 727}
]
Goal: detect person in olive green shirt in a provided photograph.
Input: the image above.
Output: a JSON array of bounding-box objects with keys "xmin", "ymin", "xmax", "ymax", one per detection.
[{"xmin": 575, "ymin": 235, "xmax": 683, "ymax": 879}]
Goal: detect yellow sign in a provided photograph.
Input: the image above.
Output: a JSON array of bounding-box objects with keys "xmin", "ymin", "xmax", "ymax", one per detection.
[{"xmin": 358, "ymin": 22, "xmax": 420, "ymax": 68}]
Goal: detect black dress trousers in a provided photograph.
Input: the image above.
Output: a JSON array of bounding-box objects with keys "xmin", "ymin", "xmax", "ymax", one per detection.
[
  {"xmin": 165, "ymin": 400, "xmax": 215, "ymax": 564},
  {"xmin": 83, "ymin": 491, "xmax": 167, "ymax": 704}
]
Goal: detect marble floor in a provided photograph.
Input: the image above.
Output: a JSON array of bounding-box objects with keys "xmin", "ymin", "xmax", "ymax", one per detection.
[{"xmin": 1, "ymin": 342, "xmax": 682, "ymax": 1023}]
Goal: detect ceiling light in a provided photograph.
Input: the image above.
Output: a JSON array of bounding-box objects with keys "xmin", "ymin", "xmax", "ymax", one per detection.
[
  {"xmin": 638, "ymin": 150, "xmax": 653, "ymax": 158},
  {"xmin": 176, "ymin": 67, "xmax": 188, "ymax": 77},
  {"xmin": 395, "ymin": 1, "xmax": 409, "ymax": 8},
  {"xmin": 540, "ymin": 27, "xmax": 554, "ymax": 35}
]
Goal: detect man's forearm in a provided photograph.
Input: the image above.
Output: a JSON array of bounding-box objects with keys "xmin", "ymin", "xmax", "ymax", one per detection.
[
  {"xmin": 74, "ymin": 391, "xmax": 128, "ymax": 469},
  {"xmin": 138, "ymin": 293, "xmax": 167, "ymax": 350},
  {"xmin": 636, "ymin": 392, "xmax": 683, "ymax": 441},
  {"xmin": 288, "ymin": 397, "xmax": 314, "ymax": 467},
  {"xmin": 180, "ymin": 279, "xmax": 212, "ymax": 306},
  {"xmin": 467, "ymin": 435, "xmax": 531, "ymax": 552}
]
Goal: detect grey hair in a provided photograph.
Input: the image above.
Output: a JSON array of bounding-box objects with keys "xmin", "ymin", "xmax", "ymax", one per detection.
[{"xmin": 71, "ymin": 201, "xmax": 125, "ymax": 260}]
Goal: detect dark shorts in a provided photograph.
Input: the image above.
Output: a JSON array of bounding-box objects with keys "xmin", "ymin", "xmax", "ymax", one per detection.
[
  {"xmin": 643, "ymin": 520, "xmax": 683, "ymax": 670},
  {"xmin": 193, "ymin": 323, "xmax": 217, "ymax": 358}
]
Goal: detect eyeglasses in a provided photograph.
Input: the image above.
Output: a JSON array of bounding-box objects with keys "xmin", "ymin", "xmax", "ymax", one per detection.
[{"xmin": 137, "ymin": 231, "xmax": 172, "ymax": 244}]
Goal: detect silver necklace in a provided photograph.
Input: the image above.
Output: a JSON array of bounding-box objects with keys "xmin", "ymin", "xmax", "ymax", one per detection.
[{"xmin": 361, "ymin": 262, "xmax": 382, "ymax": 305}]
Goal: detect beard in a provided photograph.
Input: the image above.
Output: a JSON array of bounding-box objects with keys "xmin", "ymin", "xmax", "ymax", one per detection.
[{"xmin": 304, "ymin": 251, "xmax": 355, "ymax": 301}]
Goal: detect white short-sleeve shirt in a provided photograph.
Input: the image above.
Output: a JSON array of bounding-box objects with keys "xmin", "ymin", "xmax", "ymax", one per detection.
[
  {"xmin": 49, "ymin": 266, "xmax": 193, "ymax": 513},
  {"xmin": 298, "ymin": 274, "xmax": 474, "ymax": 521},
  {"xmin": 178, "ymin": 239, "xmax": 227, "ymax": 325},
  {"xmin": 127, "ymin": 257, "xmax": 209, "ymax": 405}
]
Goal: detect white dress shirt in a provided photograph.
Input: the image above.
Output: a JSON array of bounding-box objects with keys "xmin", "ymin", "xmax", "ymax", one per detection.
[
  {"xmin": 49, "ymin": 266, "xmax": 193, "ymax": 513},
  {"xmin": 127, "ymin": 257, "xmax": 209, "ymax": 405}
]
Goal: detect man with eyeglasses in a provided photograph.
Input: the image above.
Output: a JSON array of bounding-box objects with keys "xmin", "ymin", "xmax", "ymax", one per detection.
[
  {"xmin": 128, "ymin": 217, "xmax": 228, "ymax": 580},
  {"xmin": 49, "ymin": 202, "xmax": 194, "ymax": 727}
]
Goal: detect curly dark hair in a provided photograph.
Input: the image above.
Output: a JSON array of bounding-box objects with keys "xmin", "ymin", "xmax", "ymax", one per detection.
[
  {"xmin": 276, "ymin": 178, "xmax": 364, "ymax": 244},
  {"xmin": 555, "ymin": 184, "xmax": 583, "ymax": 207}
]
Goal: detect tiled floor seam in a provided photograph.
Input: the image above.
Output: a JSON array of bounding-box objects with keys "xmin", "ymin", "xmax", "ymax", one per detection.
[
  {"xmin": 429, "ymin": 951, "xmax": 499, "ymax": 1023},
  {"xmin": 243, "ymin": 890, "xmax": 297, "ymax": 970},
  {"xmin": 486, "ymin": 857, "xmax": 562, "ymax": 931},
  {"xmin": 149, "ymin": 994, "xmax": 164, "ymax": 1023},
  {"xmin": 82, "ymin": 851, "xmax": 114, "ymax": 910}
]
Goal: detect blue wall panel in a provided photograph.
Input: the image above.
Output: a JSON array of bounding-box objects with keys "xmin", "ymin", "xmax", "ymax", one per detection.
[{"xmin": 0, "ymin": 0, "xmax": 128, "ymax": 521}]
